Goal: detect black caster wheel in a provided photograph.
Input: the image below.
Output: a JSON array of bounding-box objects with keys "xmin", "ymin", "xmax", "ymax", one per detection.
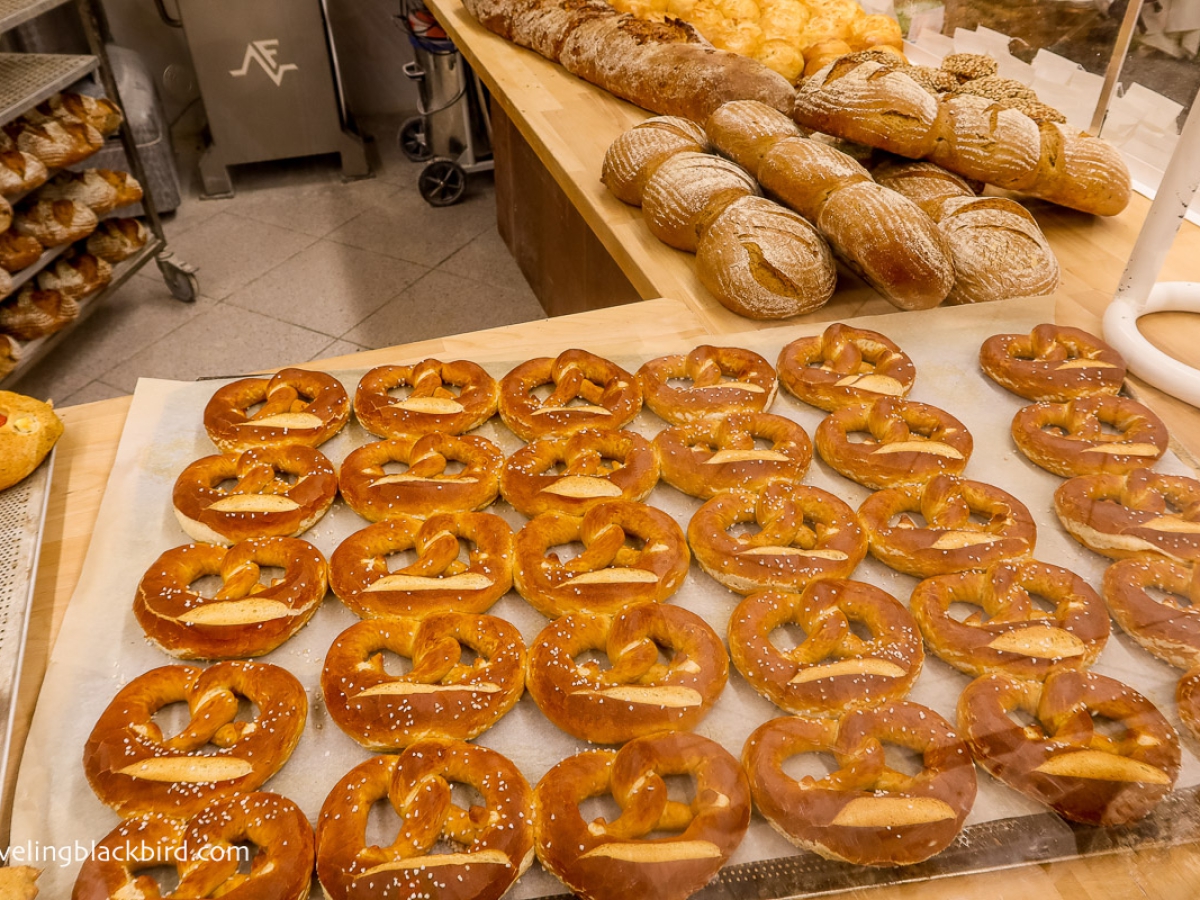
[
  {"xmin": 418, "ymin": 158, "xmax": 467, "ymax": 207},
  {"xmin": 156, "ymin": 252, "xmax": 200, "ymax": 302},
  {"xmin": 398, "ymin": 116, "xmax": 431, "ymax": 162}
]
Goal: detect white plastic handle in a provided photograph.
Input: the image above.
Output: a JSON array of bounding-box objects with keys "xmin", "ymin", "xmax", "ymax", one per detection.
[{"xmin": 1104, "ymin": 281, "xmax": 1200, "ymax": 408}]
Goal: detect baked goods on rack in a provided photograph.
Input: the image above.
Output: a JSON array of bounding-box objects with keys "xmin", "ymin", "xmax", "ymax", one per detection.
[
  {"xmin": 777, "ymin": 323, "xmax": 916, "ymax": 411},
  {"xmin": 602, "ymin": 116, "xmax": 709, "ymax": 205},
  {"xmin": 3, "ymin": 117, "xmax": 102, "ymax": 169},
  {"xmin": 13, "ymin": 198, "xmax": 98, "ymax": 247},
  {"xmin": 0, "ymin": 229, "xmax": 43, "ymax": 272},
  {"xmin": 0, "ymin": 266, "xmax": 10, "ymax": 302},
  {"xmin": 0, "ymin": 285, "xmax": 78, "ymax": 341},
  {"xmin": 1011, "ymin": 396, "xmax": 1168, "ymax": 478},
  {"xmin": 1104, "ymin": 558, "xmax": 1200, "ymax": 669},
  {"xmin": 37, "ymin": 92, "xmax": 123, "ymax": 136},
  {"xmin": 39, "ymin": 169, "xmax": 143, "ymax": 215},
  {"xmin": 0, "ymin": 335, "xmax": 19, "ymax": 380},
  {"xmin": 355, "ymin": 359, "xmax": 499, "ymax": 439},
  {"xmin": 638, "ymin": 345, "xmax": 776, "ymax": 423},
  {"xmin": 743, "ymin": 702, "xmax": 977, "ymax": 866},
  {"xmin": 980, "ymin": 324, "xmax": 1126, "ymax": 401},
  {"xmin": 526, "ymin": 601, "xmax": 727, "ymax": 743},
  {"xmin": 86, "ymin": 217, "xmax": 148, "ymax": 263},
  {"xmin": 0, "ymin": 391, "xmax": 63, "ymax": 491},
  {"xmin": 36, "ymin": 250, "xmax": 112, "ymax": 303},
  {"xmin": 0, "ymin": 148, "xmax": 48, "ymax": 197},
  {"xmin": 203, "ymin": 367, "xmax": 350, "ymax": 452},
  {"xmin": 499, "ymin": 349, "xmax": 641, "ymax": 440}
]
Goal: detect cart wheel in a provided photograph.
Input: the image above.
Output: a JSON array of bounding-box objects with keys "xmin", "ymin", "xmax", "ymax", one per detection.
[
  {"xmin": 398, "ymin": 116, "xmax": 431, "ymax": 162},
  {"xmin": 419, "ymin": 159, "xmax": 467, "ymax": 207},
  {"xmin": 156, "ymin": 253, "xmax": 200, "ymax": 302}
]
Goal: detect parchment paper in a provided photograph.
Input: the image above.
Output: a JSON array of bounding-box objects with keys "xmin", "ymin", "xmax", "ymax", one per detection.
[{"xmin": 13, "ymin": 295, "xmax": 1200, "ymax": 897}]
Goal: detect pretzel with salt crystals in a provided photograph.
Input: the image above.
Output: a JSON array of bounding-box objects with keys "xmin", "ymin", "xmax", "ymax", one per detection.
[
  {"xmin": 72, "ymin": 792, "xmax": 314, "ymax": 900},
  {"xmin": 957, "ymin": 668, "xmax": 1180, "ymax": 826},
  {"xmin": 202, "ymin": 367, "xmax": 349, "ymax": 452},
  {"xmin": 134, "ymin": 537, "xmax": 328, "ymax": 659},
  {"xmin": 743, "ymin": 703, "xmax": 977, "ymax": 866},
  {"xmin": 1176, "ymin": 666, "xmax": 1200, "ymax": 742},
  {"xmin": 354, "ymin": 359, "xmax": 499, "ymax": 439},
  {"xmin": 317, "ymin": 740, "xmax": 533, "ymax": 900},
  {"xmin": 637, "ymin": 345, "xmax": 777, "ymax": 424},
  {"xmin": 322, "ymin": 613, "xmax": 526, "ymax": 750},
  {"xmin": 172, "ymin": 445, "xmax": 337, "ymax": 545},
  {"xmin": 1011, "ymin": 395, "xmax": 1167, "ymax": 478},
  {"xmin": 499, "ymin": 349, "xmax": 641, "ymax": 440},
  {"xmin": 330, "ymin": 512, "xmax": 513, "ymax": 618},
  {"xmin": 777, "ymin": 323, "xmax": 916, "ymax": 412},
  {"xmin": 526, "ymin": 601, "xmax": 727, "ymax": 744},
  {"xmin": 980, "ymin": 324, "xmax": 1125, "ymax": 402},
  {"xmin": 534, "ymin": 732, "xmax": 750, "ymax": 900},
  {"xmin": 1103, "ymin": 557, "xmax": 1200, "ymax": 669},
  {"xmin": 82, "ymin": 661, "xmax": 306, "ymax": 817}
]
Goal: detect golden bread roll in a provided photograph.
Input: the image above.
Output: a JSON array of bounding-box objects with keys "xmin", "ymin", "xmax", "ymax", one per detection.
[
  {"xmin": 0, "ymin": 391, "xmax": 63, "ymax": 491},
  {"xmin": 705, "ymin": 99, "xmax": 801, "ymax": 179}
]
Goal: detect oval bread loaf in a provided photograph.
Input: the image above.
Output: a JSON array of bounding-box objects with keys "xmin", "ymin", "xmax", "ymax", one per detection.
[
  {"xmin": 706, "ymin": 100, "xmax": 802, "ymax": 179},
  {"xmin": 602, "ymin": 116, "xmax": 708, "ymax": 206},
  {"xmin": 641, "ymin": 151, "xmax": 758, "ymax": 252}
]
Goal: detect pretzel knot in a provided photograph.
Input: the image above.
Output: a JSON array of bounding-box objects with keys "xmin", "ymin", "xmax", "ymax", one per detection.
[
  {"xmin": 637, "ymin": 345, "xmax": 777, "ymax": 424},
  {"xmin": 73, "ymin": 792, "xmax": 314, "ymax": 900},
  {"xmin": 203, "ymin": 367, "xmax": 350, "ymax": 452},
  {"xmin": 815, "ymin": 397, "xmax": 972, "ymax": 489},
  {"xmin": 322, "ymin": 613, "xmax": 526, "ymax": 750},
  {"xmin": 330, "ymin": 512, "xmax": 514, "ymax": 618},
  {"xmin": 534, "ymin": 732, "xmax": 750, "ymax": 900},
  {"xmin": 957, "ymin": 669, "xmax": 1180, "ymax": 826},
  {"xmin": 500, "ymin": 428, "xmax": 660, "ymax": 517},
  {"xmin": 514, "ymin": 500, "xmax": 690, "ymax": 617},
  {"xmin": 687, "ymin": 482, "xmax": 867, "ymax": 594},
  {"xmin": 1054, "ymin": 470, "xmax": 1200, "ymax": 563},
  {"xmin": 912, "ymin": 560, "xmax": 1109, "ymax": 680},
  {"xmin": 777, "ymin": 324, "xmax": 916, "ymax": 412},
  {"xmin": 1011, "ymin": 395, "xmax": 1168, "ymax": 478},
  {"xmin": 743, "ymin": 702, "xmax": 977, "ymax": 866},
  {"xmin": 498, "ymin": 349, "xmax": 642, "ymax": 441},
  {"xmin": 1104, "ymin": 557, "xmax": 1200, "ymax": 669},
  {"xmin": 979, "ymin": 324, "xmax": 1125, "ymax": 402},
  {"xmin": 134, "ymin": 536, "xmax": 329, "ymax": 659},
  {"xmin": 316, "ymin": 741, "xmax": 534, "ymax": 900},
  {"xmin": 172, "ymin": 445, "xmax": 337, "ymax": 545},
  {"xmin": 526, "ymin": 602, "xmax": 728, "ymax": 743},
  {"xmin": 655, "ymin": 412, "xmax": 812, "ymax": 499},
  {"xmin": 354, "ymin": 359, "xmax": 499, "ymax": 440},
  {"xmin": 1176, "ymin": 666, "xmax": 1200, "ymax": 743},
  {"xmin": 82, "ymin": 661, "xmax": 307, "ymax": 817}
]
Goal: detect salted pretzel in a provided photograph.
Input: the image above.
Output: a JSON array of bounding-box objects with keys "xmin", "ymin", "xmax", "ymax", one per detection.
[
  {"xmin": 500, "ymin": 428, "xmax": 660, "ymax": 517},
  {"xmin": 82, "ymin": 661, "xmax": 306, "ymax": 817},
  {"xmin": 134, "ymin": 537, "xmax": 328, "ymax": 659},
  {"xmin": 815, "ymin": 397, "xmax": 972, "ymax": 489},
  {"xmin": 339, "ymin": 433, "xmax": 503, "ymax": 520},
  {"xmin": 172, "ymin": 445, "xmax": 337, "ymax": 545},
  {"xmin": 322, "ymin": 613, "xmax": 526, "ymax": 750},
  {"xmin": 526, "ymin": 602, "xmax": 727, "ymax": 743},
  {"xmin": 72, "ymin": 792, "xmax": 314, "ymax": 900},
  {"xmin": 1054, "ymin": 470, "xmax": 1200, "ymax": 563},
  {"xmin": 729, "ymin": 581, "xmax": 923, "ymax": 716},
  {"xmin": 1176, "ymin": 666, "xmax": 1200, "ymax": 742},
  {"xmin": 654, "ymin": 412, "xmax": 811, "ymax": 499},
  {"xmin": 637, "ymin": 345, "xmax": 777, "ymax": 424},
  {"xmin": 980, "ymin": 324, "xmax": 1126, "ymax": 402},
  {"xmin": 858, "ymin": 475, "xmax": 1037, "ymax": 578},
  {"xmin": 1011, "ymin": 395, "xmax": 1168, "ymax": 478},
  {"xmin": 354, "ymin": 359, "xmax": 499, "ymax": 439},
  {"xmin": 330, "ymin": 512, "xmax": 513, "ymax": 618},
  {"xmin": 534, "ymin": 731, "xmax": 750, "ymax": 900},
  {"xmin": 203, "ymin": 367, "xmax": 350, "ymax": 452},
  {"xmin": 911, "ymin": 560, "xmax": 1109, "ymax": 680},
  {"xmin": 687, "ymin": 482, "xmax": 866, "ymax": 595},
  {"xmin": 777, "ymin": 324, "xmax": 916, "ymax": 412},
  {"xmin": 743, "ymin": 703, "xmax": 977, "ymax": 866},
  {"xmin": 514, "ymin": 500, "xmax": 690, "ymax": 617},
  {"xmin": 957, "ymin": 668, "xmax": 1180, "ymax": 826},
  {"xmin": 1103, "ymin": 558, "xmax": 1200, "ymax": 669},
  {"xmin": 498, "ymin": 349, "xmax": 641, "ymax": 440},
  {"xmin": 317, "ymin": 740, "xmax": 534, "ymax": 900}
]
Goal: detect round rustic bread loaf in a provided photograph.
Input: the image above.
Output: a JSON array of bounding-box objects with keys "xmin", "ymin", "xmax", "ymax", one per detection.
[
  {"xmin": 601, "ymin": 116, "xmax": 708, "ymax": 206},
  {"xmin": 641, "ymin": 150, "xmax": 758, "ymax": 251}
]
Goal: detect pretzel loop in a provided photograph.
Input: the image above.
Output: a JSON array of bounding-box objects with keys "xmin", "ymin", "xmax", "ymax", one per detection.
[
  {"xmin": 777, "ymin": 324, "xmax": 916, "ymax": 411},
  {"xmin": 1012, "ymin": 395, "xmax": 1168, "ymax": 477},
  {"xmin": 203, "ymin": 367, "xmax": 350, "ymax": 452},
  {"xmin": 499, "ymin": 350, "xmax": 641, "ymax": 441},
  {"xmin": 637, "ymin": 345, "xmax": 777, "ymax": 424},
  {"xmin": 355, "ymin": 359, "xmax": 500, "ymax": 439},
  {"xmin": 980, "ymin": 324, "xmax": 1126, "ymax": 402},
  {"xmin": 1103, "ymin": 558, "xmax": 1200, "ymax": 669}
]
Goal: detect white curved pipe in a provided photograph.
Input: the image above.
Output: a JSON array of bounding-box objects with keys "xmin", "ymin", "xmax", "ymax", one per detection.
[{"xmin": 1104, "ymin": 282, "xmax": 1200, "ymax": 408}]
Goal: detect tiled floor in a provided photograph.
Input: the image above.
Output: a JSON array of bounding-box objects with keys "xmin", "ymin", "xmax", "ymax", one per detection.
[{"xmin": 9, "ymin": 118, "xmax": 546, "ymax": 407}]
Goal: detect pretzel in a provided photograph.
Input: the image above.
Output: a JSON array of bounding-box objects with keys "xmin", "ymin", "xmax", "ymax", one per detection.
[
  {"xmin": 514, "ymin": 500, "xmax": 690, "ymax": 617},
  {"xmin": 338, "ymin": 433, "xmax": 503, "ymax": 520},
  {"xmin": 1054, "ymin": 470, "xmax": 1200, "ymax": 563},
  {"xmin": 815, "ymin": 397, "xmax": 972, "ymax": 489},
  {"xmin": 777, "ymin": 324, "xmax": 916, "ymax": 412},
  {"xmin": 172, "ymin": 445, "xmax": 337, "ymax": 545},
  {"xmin": 957, "ymin": 668, "xmax": 1179, "ymax": 826},
  {"xmin": 72, "ymin": 792, "xmax": 314, "ymax": 900},
  {"xmin": 654, "ymin": 412, "xmax": 811, "ymax": 499},
  {"xmin": 1176, "ymin": 666, "xmax": 1200, "ymax": 742},
  {"xmin": 1103, "ymin": 558, "xmax": 1200, "ymax": 669},
  {"xmin": 203, "ymin": 367, "xmax": 350, "ymax": 452},
  {"xmin": 330, "ymin": 513, "xmax": 513, "ymax": 618},
  {"xmin": 82, "ymin": 661, "xmax": 306, "ymax": 817},
  {"xmin": 980, "ymin": 324, "xmax": 1126, "ymax": 402},
  {"xmin": 500, "ymin": 428, "xmax": 660, "ymax": 517},
  {"xmin": 687, "ymin": 482, "xmax": 866, "ymax": 595},
  {"xmin": 354, "ymin": 359, "xmax": 499, "ymax": 439},
  {"xmin": 317, "ymin": 740, "xmax": 533, "ymax": 900},
  {"xmin": 134, "ymin": 537, "xmax": 328, "ymax": 659},
  {"xmin": 322, "ymin": 613, "xmax": 526, "ymax": 750},
  {"xmin": 743, "ymin": 703, "xmax": 977, "ymax": 866},
  {"xmin": 637, "ymin": 345, "xmax": 777, "ymax": 424},
  {"xmin": 533, "ymin": 732, "xmax": 750, "ymax": 900},
  {"xmin": 911, "ymin": 560, "xmax": 1109, "ymax": 680},
  {"xmin": 526, "ymin": 602, "xmax": 727, "ymax": 743},
  {"xmin": 498, "ymin": 349, "xmax": 641, "ymax": 440},
  {"xmin": 858, "ymin": 475, "xmax": 1037, "ymax": 578},
  {"xmin": 1011, "ymin": 395, "xmax": 1168, "ymax": 478}
]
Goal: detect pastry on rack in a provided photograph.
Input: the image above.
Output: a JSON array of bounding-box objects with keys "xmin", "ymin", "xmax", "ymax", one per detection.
[
  {"xmin": 0, "ymin": 148, "xmax": 49, "ymax": 197},
  {"xmin": 0, "ymin": 229, "xmax": 44, "ymax": 273},
  {"xmin": 1011, "ymin": 395, "xmax": 1168, "ymax": 478},
  {"xmin": 3, "ymin": 117, "xmax": 103, "ymax": 169},
  {"xmin": 37, "ymin": 91, "xmax": 123, "ymax": 135},
  {"xmin": 354, "ymin": 358, "xmax": 499, "ymax": 439},
  {"xmin": 86, "ymin": 217, "xmax": 148, "ymax": 263},
  {"xmin": 0, "ymin": 391, "xmax": 63, "ymax": 491},
  {"xmin": 36, "ymin": 250, "xmax": 112, "ymax": 303},
  {"xmin": 0, "ymin": 285, "xmax": 79, "ymax": 341},
  {"xmin": 638, "ymin": 345, "xmax": 776, "ymax": 423},
  {"xmin": 203, "ymin": 366, "xmax": 350, "ymax": 452},
  {"xmin": 13, "ymin": 198, "xmax": 98, "ymax": 247},
  {"xmin": 777, "ymin": 323, "xmax": 916, "ymax": 411},
  {"xmin": 38, "ymin": 168, "xmax": 143, "ymax": 215},
  {"xmin": 980, "ymin": 324, "xmax": 1126, "ymax": 401},
  {"xmin": 0, "ymin": 335, "xmax": 19, "ymax": 380}
]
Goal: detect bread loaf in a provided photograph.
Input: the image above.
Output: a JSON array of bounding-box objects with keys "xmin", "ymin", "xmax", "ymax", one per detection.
[
  {"xmin": 3, "ymin": 117, "xmax": 102, "ymax": 169},
  {"xmin": 0, "ymin": 230, "xmax": 42, "ymax": 273},
  {"xmin": 0, "ymin": 267, "xmax": 11, "ymax": 302},
  {"xmin": 0, "ymin": 149, "xmax": 48, "ymax": 197},
  {"xmin": 37, "ymin": 250, "xmax": 112, "ymax": 302},
  {"xmin": 706, "ymin": 100, "xmax": 802, "ymax": 178},
  {"xmin": 14, "ymin": 198, "xmax": 98, "ymax": 247},
  {"xmin": 0, "ymin": 194, "xmax": 10, "ymax": 233},
  {"xmin": 0, "ymin": 285, "xmax": 78, "ymax": 341},
  {"xmin": 39, "ymin": 91, "xmax": 123, "ymax": 135},
  {"xmin": 40, "ymin": 169, "xmax": 143, "ymax": 215},
  {"xmin": 641, "ymin": 151, "xmax": 758, "ymax": 251},
  {"xmin": 0, "ymin": 335, "xmax": 19, "ymax": 379},
  {"xmin": 602, "ymin": 116, "xmax": 709, "ymax": 205},
  {"xmin": 87, "ymin": 217, "xmax": 148, "ymax": 263}
]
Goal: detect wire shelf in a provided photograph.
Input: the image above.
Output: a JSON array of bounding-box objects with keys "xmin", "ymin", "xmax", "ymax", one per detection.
[{"xmin": 0, "ymin": 53, "xmax": 97, "ymax": 128}]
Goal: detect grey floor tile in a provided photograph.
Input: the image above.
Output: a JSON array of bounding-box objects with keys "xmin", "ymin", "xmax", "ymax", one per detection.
[
  {"xmin": 439, "ymin": 228, "xmax": 532, "ymax": 294},
  {"xmin": 222, "ymin": 178, "xmax": 404, "ymax": 239},
  {"xmin": 62, "ymin": 379, "xmax": 130, "ymax": 407},
  {"xmin": 313, "ymin": 339, "xmax": 372, "ymax": 362},
  {"xmin": 362, "ymin": 116, "xmax": 427, "ymax": 190}
]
